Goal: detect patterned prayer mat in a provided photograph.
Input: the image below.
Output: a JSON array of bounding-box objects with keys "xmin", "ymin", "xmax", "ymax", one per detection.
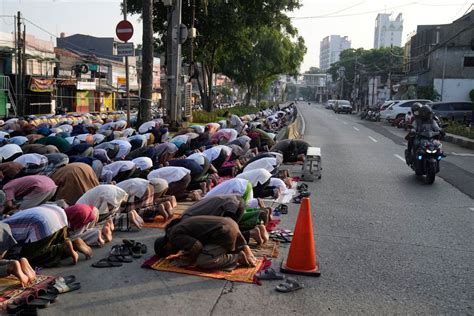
[
  {"xmin": 0, "ymin": 275, "xmax": 55, "ymax": 311},
  {"xmin": 142, "ymin": 201, "xmax": 195, "ymax": 229},
  {"xmin": 143, "ymin": 256, "xmax": 268, "ymax": 284},
  {"xmin": 249, "ymin": 239, "xmax": 280, "ymax": 258}
]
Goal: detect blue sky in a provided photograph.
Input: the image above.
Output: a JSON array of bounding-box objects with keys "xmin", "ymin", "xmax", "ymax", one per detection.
[{"xmin": 1, "ymin": 0, "xmax": 471, "ymax": 71}]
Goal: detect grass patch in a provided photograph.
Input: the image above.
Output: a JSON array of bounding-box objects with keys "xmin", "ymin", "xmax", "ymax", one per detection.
[
  {"xmin": 191, "ymin": 105, "xmax": 271, "ymax": 123},
  {"xmin": 445, "ymin": 121, "xmax": 474, "ymax": 139}
]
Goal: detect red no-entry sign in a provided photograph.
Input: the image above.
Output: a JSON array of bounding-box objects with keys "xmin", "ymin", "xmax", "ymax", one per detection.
[{"xmin": 116, "ymin": 20, "xmax": 134, "ymax": 42}]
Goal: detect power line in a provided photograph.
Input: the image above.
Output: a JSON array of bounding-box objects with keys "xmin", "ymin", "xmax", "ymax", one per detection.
[
  {"xmin": 290, "ymin": 2, "xmax": 468, "ymax": 20},
  {"xmin": 21, "ymin": 16, "xmax": 124, "ymax": 61}
]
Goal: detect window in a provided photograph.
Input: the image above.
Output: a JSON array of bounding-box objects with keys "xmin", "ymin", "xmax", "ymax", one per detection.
[
  {"xmin": 452, "ymin": 102, "xmax": 473, "ymax": 111},
  {"xmin": 432, "ymin": 103, "xmax": 453, "ymax": 111},
  {"xmin": 464, "ymin": 56, "xmax": 474, "ymax": 67}
]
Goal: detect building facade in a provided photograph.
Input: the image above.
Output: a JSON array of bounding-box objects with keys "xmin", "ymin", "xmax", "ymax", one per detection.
[
  {"xmin": 374, "ymin": 13, "xmax": 403, "ymax": 48},
  {"xmin": 407, "ymin": 10, "xmax": 474, "ymax": 101},
  {"xmin": 319, "ymin": 35, "xmax": 351, "ymax": 71}
]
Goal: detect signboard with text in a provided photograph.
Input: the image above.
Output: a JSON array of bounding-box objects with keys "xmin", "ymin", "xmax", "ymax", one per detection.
[{"xmin": 117, "ymin": 42, "xmax": 134, "ymax": 57}]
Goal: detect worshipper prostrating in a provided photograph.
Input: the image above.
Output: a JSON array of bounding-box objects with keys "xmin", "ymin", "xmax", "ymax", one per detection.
[
  {"xmin": 154, "ymin": 216, "xmax": 257, "ymax": 270},
  {"xmin": 76, "ymin": 185, "xmax": 128, "ymax": 245},
  {"xmin": 2, "ymin": 204, "xmax": 80, "ymax": 267},
  {"xmin": 50, "ymin": 162, "xmax": 100, "ymax": 205},
  {"xmin": 0, "ymin": 223, "xmax": 36, "ymax": 286},
  {"xmin": 0, "ymin": 175, "xmax": 57, "ymax": 213}
]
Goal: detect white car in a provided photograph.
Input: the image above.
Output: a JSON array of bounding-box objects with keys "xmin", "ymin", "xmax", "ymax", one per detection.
[{"xmin": 380, "ymin": 99, "xmax": 432, "ymax": 121}]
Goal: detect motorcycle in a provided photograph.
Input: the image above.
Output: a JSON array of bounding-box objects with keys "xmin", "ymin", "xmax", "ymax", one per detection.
[{"xmin": 405, "ymin": 129, "xmax": 445, "ymax": 184}]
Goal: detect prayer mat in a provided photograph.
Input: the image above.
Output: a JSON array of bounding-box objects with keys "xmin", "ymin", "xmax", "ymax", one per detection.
[
  {"xmin": 266, "ymin": 219, "xmax": 281, "ymax": 232},
  {"xmin": 142, "ymin": 201, "xmax": 195, "ymax": 229},
  {"xmin": 143, "ymin": 256, "xmax": 269, "ymax": 284},
  {"xmin": 249, "ymin": 239, "xmax": 280, "ymax": 258},
  {"xmin": 0, "ymin": 275, "xmax": 55, "ymax": 311}
]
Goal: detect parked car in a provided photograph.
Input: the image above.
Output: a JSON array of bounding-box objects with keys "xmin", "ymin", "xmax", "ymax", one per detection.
[
  {"xmin": 430, "ymin": 101, "xmax": 473, "ymax": 121},
  {"xmin": 333, "ymin": 100, "xmax": 352, "ymax": 114},
  {"xmin": 380, "ymin": 100, "xmax": 399, "ymax": 111},
  {"xmin": 380, "ymin": 99, "xmax": 432, "ymax": 121},
  {"xmin": 325, "ymin": 99, "xmax": 336, "ymax": 109}
]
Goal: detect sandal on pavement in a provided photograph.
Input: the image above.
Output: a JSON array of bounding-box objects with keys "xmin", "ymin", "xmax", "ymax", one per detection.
[
  {"xmin": 36, "ymin": 288, "xmax": 58, "ymax": 303},
  {"xmin": 108, "ymin": 255, "xmax": 133, "ymax": 263},
  {"xmin": 298, "ymin": 191, "xmax": 311, "ymax": 197},
  {"xmin": 110, "ymin": 245, "xmax": 132, "ymax": 257},
  {"xmin": 91, "ymin": 258, "xmax": 123, "ymax": 268},
  {"xmin": 297, "ymin": 184, "xmax": 308, "ymax": 191},
  {"xmin": 292, "ymin": 196, "xmax": 302, "ymax": 204},
  {"xmin": 256, "ymin": 268, "xmax": 285, "ymax": 280},
  {"xmin": 48, "ymin": 280, "xmax": 81, "ymax": 294},
  {"xmin": 275, "ymin": 278, "xmax": 304, "ymax": 293},
  {"xmin": 50, "ymin": 275, "xmax": 76, "ymax": 286}
]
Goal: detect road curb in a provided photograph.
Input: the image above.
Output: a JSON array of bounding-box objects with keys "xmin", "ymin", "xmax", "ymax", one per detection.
[{"xmin": 444, "ymin": 133, "xmax": 474, "ymax": 150}]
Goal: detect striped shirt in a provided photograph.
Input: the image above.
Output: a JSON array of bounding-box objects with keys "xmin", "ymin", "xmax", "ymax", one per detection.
[{"xmin": 2, "ymin": 204, "xmax": 67, "ymax": 243}]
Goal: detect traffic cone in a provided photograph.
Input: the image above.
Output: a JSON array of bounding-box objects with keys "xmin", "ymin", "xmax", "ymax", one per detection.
[{"xmin": 280, "ymin": 197, "xmax": 320, "ymax": 276}]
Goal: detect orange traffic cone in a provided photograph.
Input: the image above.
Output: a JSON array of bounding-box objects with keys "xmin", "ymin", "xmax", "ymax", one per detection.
[{"xmin": 280, "ymin": 197, "xmax": 320, "ymax": 276}]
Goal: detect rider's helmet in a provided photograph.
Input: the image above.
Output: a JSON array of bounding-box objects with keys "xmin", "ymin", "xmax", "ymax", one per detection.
[
  {"xmin": 419, "ymin": 104, "xmax": 433, "ymax": 121},
  {"xmin": 411, "ymin": 102, "xmax": 422, "ymax": 117}
]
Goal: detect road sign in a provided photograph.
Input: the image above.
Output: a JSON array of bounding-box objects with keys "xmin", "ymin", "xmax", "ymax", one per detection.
[
  {"xmin": 117, "ymin": 42, "xmax": 134, "ymax": 56},
  {"xmin": 116, "ymin": 20, "xmax": 134, "ymax": 42}
]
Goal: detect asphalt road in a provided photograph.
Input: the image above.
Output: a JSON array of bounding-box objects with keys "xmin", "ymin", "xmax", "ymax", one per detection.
[{"xmin": 42, "ymin": 102, "xmax": 473, "ymax": 315}]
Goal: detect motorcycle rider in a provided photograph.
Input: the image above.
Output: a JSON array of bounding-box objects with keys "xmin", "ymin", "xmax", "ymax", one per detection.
[{"xmin": 405, "ymin": 104, "xmax": 442, "ymax": 164}]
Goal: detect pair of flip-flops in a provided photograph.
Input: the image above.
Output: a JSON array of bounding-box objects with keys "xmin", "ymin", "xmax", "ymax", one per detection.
[
  {"xmin": 255, "ymin": 269, "xmax": 304, "ymax": 293},
  {"xmin": 92, "ymin": 240, "xmax": 147, "ymax": 268},
  {"xmin": 7, "ymin": 287, "xmax": 58, "ymax": 312},
  {"xmin": 255, "ymin": 268, "xmax": 284, "ymax": 280},
  {"xmin": 91, "ymin": 255, "xmax": 133, "ymax": 268},
  {"xmin": 48, "ymin": 275, "xmax": 81, "ymax": 294},
  {"xmin": 297, "ymin": 184, "xmax": 308, "ymax": 191},
  {"xmin": 275, "ymin": 278, "xmax": 304, "ymax": 293},
  {"xmin": 270, "ymin": 230, "xmax": 293, "ymax": 243},
  {"xmin": 292, "ymin": 192, "xmax": 310, "ymax": 204},
  {"xmin": 275, "ymin": 204, "xmax": 288, "ymax": 215}
]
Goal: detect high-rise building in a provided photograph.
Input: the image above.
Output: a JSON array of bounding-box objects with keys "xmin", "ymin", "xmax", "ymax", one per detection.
[
  {"xmin": 319, "ymin": 35, "xmax": 351, "ymax": 70},
  {"xmin": 374, "ymin": 13, "xmax": 403, "ymax": 48}
]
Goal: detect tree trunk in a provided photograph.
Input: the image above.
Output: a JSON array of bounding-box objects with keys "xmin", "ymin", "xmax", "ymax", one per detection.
[
  {"xmin": 245, "ymin": 84, "xmax": 253, "ymax": 106},
  {"xmin": 206, "ymin": 66, "xmax": 213, "ymax": 112},
  {"xmin": 139, "ymin": 0, "xmax": 153, "ymax": 124},
  {"xmin": 201, "ymin": 63, "xmax": 210, "ymax": 111}
]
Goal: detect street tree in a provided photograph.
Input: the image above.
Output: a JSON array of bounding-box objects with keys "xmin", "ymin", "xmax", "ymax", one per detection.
[
  {"xmin": 218, "ymin": 26, "xmax": 306, "ymax": 105},
  {"xmin": 126, "ymin": 0, "xmax": 302, "ymax": 111}
]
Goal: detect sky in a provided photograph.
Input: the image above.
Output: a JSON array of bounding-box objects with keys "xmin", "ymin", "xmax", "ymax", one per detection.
[{"xmin": 1, "ymin": 0, "xmax": 472, "ymax": 72}]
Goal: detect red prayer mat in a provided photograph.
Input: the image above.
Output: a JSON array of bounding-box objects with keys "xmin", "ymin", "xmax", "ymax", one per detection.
[{"xmin": 0, "ymin": 275, "xmax": 55, "ymax": 311}]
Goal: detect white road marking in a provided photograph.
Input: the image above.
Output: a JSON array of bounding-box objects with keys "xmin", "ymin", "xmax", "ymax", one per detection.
[
  {"xmin": 368, "ymin": 136, "xmax": 378, "ymax": 143},
  {"xmin": 353, "ymin": 127, "xmax": 360, "ymax": 131},
  {"xmin": 451, "ymin": 152, "xmax": 474, "ymax": 157},
  {"xmin": 470, "ymin": 208, "xmax": 474, "ymax": 211},
  {"xmin": 394, "ymin": 154, "xmax": 406, "ymax": 163},
  {"xmin": 343, "ymin": 121, "xmax": 348, "ymax": 125}
]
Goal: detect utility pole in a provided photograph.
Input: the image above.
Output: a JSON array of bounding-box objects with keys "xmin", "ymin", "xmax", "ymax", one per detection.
[
  {"xmin": 352, "ymin": 55, "xmax": 358, "ymax": 111},
  {"xmin": 122, "ymin": 0, "xmax": 131, "ymax": 125},
  {"xmin": 22, "ymin": 23, "xmax": 26, "ymax": 115},
  {"xmin": 165, "ymin": 0, "xmax": 183, "ymax": 129},
  {"xmin": 140, "ymin": 0, "xmax": 153, "ymax": 123},
  {"xmin": 16, "ymin": 11, "xmax": 22, "ymax": 116}
]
